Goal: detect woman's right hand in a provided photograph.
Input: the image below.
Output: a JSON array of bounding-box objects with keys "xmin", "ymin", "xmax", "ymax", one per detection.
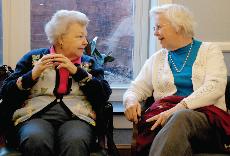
[
  {"xmin": 32, "ymin": 54, "xmax": 55, "ymax": 80},
  {"xmin": 124, "ymin": 99, "xmax": 141, "ymax": 124}
]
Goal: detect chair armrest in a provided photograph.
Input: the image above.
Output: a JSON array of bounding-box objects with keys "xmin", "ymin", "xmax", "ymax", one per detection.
[
  {"xmin": 103, "ymin": 102, "xmax": 120, "ymax": 156},
  {"xmin": 96, "ymin": 102, "xmax": 120, "ymax": 156}
]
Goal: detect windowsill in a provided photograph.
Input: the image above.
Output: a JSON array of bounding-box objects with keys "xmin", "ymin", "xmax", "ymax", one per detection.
[
  {"xmin": 109, "ymin": 87, "xmax": 127, "ymax": 102},
  {"xmin": 111, "ymin": 101, "xmax": 125, "ymax": 114}
]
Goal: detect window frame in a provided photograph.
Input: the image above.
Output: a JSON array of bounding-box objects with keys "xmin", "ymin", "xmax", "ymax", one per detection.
[{"xmin": 2, "ymin": 0, "xmax": 172, "ymax": 102}]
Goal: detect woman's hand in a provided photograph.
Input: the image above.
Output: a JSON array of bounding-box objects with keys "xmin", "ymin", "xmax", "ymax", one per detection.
[
  {"xmin": 32, "ymin": 54, "xmax": 55, "ymax": 80},
  {"xmin": 146, "ymin": 103, "xmax": 186, "ymax": 130},
  {"xmin": 52, "ymin": 54, "xmax": 78, "ymax": 74},
  {"xmin": 124, "ymin": 98, "xmax": 141, "ymax": 124}
]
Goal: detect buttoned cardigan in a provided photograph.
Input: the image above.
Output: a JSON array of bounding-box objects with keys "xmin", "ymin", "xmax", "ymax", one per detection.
[{"xmin": 124, "ymin": 42, "xmax": 227, "ymax": 111}]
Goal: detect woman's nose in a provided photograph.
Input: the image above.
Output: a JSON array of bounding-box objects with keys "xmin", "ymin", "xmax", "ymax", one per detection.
[
  {"xmin": 154, "ymin": 30, "xmax": 159, "ymax": 36},
  {"xmin": 83, "ymin": 37, "xmax": 88, "ymax": 45}
]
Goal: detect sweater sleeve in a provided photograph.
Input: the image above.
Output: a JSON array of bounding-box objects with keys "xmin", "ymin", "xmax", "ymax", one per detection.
[
  {"xmin": 1, "ymin": 50, "xmax": 45, "ymax": 106},
  {"xmin": 123, "ymin": 57, "xmax": 154, "ymax": 106},
  {"xmin": 183, "ymin": 43, "xmax": 227, "ymax": 109}
]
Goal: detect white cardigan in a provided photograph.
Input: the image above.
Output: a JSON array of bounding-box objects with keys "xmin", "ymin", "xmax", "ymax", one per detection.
[{"xmin": 123, "ymin": 42, "xmax": 227, "ymax": 111}]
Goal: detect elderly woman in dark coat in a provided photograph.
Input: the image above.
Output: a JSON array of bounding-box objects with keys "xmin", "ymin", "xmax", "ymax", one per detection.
[{"xmin": 1, "ymin": 10, "xmax": 111, "ymax": 156}]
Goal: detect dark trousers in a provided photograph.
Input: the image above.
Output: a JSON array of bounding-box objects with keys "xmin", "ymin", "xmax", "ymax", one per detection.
[
  {"xmin": 17, "ymin": 117, "xmax": 94, "ymax": 156},
  {"xmin": 16, "ymin": 100, "xmax": 96, "ymax": 156}
]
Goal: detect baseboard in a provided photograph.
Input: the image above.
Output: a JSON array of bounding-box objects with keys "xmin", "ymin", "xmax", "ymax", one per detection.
[
  {"xmin": 116, "ymin": 144, "xmax": 131, "ymax": 156},
  {"xmin": 116, "ymin": 144, "xmax": 131, "ymax": 149}
]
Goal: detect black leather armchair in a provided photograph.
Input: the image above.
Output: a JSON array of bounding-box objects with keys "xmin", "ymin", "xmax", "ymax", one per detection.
[{"xmin": 131, "ymin": 76, "xmax": 230, "ymax": 156}]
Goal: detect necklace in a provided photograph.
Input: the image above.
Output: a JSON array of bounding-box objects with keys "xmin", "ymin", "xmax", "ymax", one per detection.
[{"xmin": 169, "ymin": 41, "xmax": 193, "ymax": 73}]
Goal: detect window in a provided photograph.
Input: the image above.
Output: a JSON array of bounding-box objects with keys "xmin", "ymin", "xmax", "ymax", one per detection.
[{"xmin": 2, "ymin": 0, "xmax": 168, "ymax": 101}]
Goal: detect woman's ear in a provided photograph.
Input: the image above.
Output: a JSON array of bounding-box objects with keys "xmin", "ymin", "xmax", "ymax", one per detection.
[
  {"xmin": 174, "ymin": 25, "xmax": 180, "ymax": 34},
  {"xmin": 57, "ymin": 35, "xmax": 63, "ymax": 45},
  {"xmin": 57, "ymin": 36, "xmax": 64, "ymax": 49},
  {"xmin": 176, "ymin": 25, "xmax": 184, "ymax": 35}
]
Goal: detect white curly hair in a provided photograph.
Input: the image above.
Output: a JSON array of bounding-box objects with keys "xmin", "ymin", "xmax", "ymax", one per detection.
[
  {"xmin": 150, "ymin": 4, "xmax": 195, "ymax": 38},
  {"xmin": 45, "ymin": 10, "xmax": 89, "ymax": 45}
]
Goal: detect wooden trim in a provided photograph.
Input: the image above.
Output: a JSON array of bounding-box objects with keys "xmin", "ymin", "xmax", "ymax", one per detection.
[
  {"xmin": 105, "ymin": 144, "xmax": 131, "ymax": 149},
  {"xmin": 115, "ymin": 144, "xmax": 131, "ymax": 149}
]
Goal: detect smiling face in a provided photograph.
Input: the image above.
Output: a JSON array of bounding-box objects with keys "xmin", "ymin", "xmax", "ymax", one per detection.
[
  {"xmin": 153, "ymin": 13, "xmax": 179, "ymax": 51},
  {"xmin": 59, "ymin": 22, "xmax": 88, "ymax": 59}
]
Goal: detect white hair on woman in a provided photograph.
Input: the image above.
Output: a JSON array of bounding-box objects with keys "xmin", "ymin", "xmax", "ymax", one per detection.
[
  {"xmin": 45, "ymin": 10, "xmax": 89, "ymax": 45},
  {"xmin": 150, "ymin": 4, "xmax": 195, "ymax": 38}
]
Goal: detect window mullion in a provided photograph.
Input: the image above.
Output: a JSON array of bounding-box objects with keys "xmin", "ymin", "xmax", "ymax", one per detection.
[{"xmin": 133, "ymin": 0, "xmax": 150, "ymax": 78}]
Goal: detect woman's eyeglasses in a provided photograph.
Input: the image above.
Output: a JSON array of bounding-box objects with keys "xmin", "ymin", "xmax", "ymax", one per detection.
[{"xmin": 153, "ymin": 24, "xmax": 169, "ymax": 31}]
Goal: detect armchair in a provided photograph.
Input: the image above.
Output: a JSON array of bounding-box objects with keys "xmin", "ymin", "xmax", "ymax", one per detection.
[{"xmin": 131, "ymin": 76, "xmax": 230, "ymax": 156}]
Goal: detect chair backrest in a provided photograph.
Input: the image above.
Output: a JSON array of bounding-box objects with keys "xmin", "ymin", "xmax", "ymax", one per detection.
[
  {"xmin": 0, "ymin": 65, "xmax": 14, "ymax": 98},
  {"xmin": 0, "ymin": 65, "xmax": 15, "ymax": 142}
]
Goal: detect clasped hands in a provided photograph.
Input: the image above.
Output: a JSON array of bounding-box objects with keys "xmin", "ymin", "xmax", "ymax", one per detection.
[
  {"xmin": 124, "ymin": 100, "xmax": 186, "ymax": 131},
  {"xmin": 32, "ymin": 54, "xmax": 79, "ymax": 80}
]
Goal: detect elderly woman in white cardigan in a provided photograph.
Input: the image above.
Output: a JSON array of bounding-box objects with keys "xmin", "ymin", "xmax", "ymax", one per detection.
[{"xmin": 123, "ymin": 4, "xmax": 229, "ymax": 156}]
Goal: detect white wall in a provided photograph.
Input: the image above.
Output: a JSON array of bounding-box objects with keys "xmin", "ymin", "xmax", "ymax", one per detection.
[{"xmin": 173, "ymin": 0, "xmax": 230, "ymax": 42}]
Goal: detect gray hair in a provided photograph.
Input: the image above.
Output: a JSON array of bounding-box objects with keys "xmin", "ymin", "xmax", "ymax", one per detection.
[
  {"xmin": 150, "ymin": 4, "xmax": 195, "ymax": 38},
  {"xmin": 45, "ymin": 10, "xmax": 89, "ymax": 44}
]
